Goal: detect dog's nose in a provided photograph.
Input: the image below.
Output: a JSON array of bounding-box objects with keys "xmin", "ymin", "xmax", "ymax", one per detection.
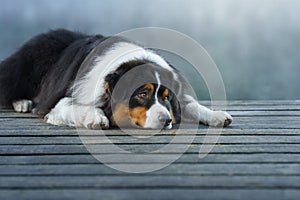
[
  {"xmin": 159, "ymin": 117, "xmax": 172, "ymax": 127},
  {"xmin": 164, "ymin": 118, "xmax": 172, "ymax": 127}
]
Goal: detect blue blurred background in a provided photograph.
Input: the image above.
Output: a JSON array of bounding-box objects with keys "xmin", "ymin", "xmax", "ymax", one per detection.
[{"xmin": 1, "ymin": 0, "xmax": 299, "ymax": 100}]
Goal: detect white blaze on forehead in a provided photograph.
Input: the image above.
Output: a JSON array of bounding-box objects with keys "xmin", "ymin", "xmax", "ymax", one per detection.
[
  {"xmin": 72, "ymin": 42, "xmax": 176, "ymax": 105},
  {"xmin": 154, "ymin": 72, "xmax": 161, "ymax": 103}
]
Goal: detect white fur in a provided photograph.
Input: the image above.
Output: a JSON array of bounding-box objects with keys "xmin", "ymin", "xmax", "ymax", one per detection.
[
  {"xmin": 182, "ymin": 95, "xmax": 232, "ymax": 127},
  {"xmin": 144, "ymin": 104, "xmax": 172, "ymax": 129},
  {"xmin": 209, "ymin": 111, "xmax": 233, "ymax": 127},
  {"xmin": 12, "ymin": 99, "xmax": 32, "ymax": 113},
  {"xmin": 144, "ymin": 72, "xmax": 172, "ymax": 129},
  {"xmin": 154, "ymin": 72, "xmax": 161, "ymax": 103},
  {"xmin": 72, "ymin": 42, "xmax": 175, "ymax": 106},
  {"xmin": 44, "ymin": 97, "xmax": 109, "ymax": 129}
]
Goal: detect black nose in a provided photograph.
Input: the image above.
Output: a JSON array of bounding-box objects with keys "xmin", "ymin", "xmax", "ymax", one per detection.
[
  {"xmin": 159, "ymin": 116, "xmax": 172, "ymax": 127},
  {"xmin": 164, "ymin": 118, "xmax": 172, "ymax": 127}
]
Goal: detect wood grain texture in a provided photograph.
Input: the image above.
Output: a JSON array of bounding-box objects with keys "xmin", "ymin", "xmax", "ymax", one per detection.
[{"xmin": 0, "ymin": 101, "xmax": 300, "ymax": 200}]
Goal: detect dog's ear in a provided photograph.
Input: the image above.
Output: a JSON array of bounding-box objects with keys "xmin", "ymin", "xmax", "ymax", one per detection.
[
  {"xmin": 102, "ymin": 73, "xmax": 121, "ymax": 120},
  {"xmin": 104, "ymin": 72, "xmax": 128, "ymax": 102},
  {"xmin": 105, "ymin": 72, "xmax": 120, "ymax": 95},
  {"xmin": 169, "ymin": 91, "xmax": 181, "ymax": 124},
  {"xmin": 102, "ymin": 74, "xmax": 114, "ymax": 103}
]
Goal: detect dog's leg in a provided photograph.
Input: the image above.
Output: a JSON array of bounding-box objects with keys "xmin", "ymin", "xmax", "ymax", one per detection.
[
  {"xmin": 182, "ymin": 95, "xmax": 232, "ymax": 127},
  {"xmin": 44, "ymin": 97, "xmax": 109, "ymax": 129},
  {"xmin": 12, "ymin": 99, "xmax": 33, "ymax": 113}
]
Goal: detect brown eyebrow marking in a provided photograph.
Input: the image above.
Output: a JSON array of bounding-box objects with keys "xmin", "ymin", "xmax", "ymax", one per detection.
[
  {"xmin": 163, "ymin": 89, "xmax": 169, "ymax": 99},
  {"xmin": 144, "ymin": 83, "xmax": 154, "ymax": 94}
]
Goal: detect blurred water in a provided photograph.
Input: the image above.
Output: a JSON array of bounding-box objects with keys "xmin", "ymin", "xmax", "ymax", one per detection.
[{"xmin": 0, "ymin": 0, "xmax": 299, "ymax": 100}]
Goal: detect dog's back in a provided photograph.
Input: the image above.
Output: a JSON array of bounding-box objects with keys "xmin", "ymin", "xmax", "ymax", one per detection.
[{"xmin": 0, "ymin": 29, "xmax": 85, "ymax": 108}]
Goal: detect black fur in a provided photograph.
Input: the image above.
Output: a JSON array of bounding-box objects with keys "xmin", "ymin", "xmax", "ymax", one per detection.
[{"xmin": 0, "ymin": 29, "xmax": 106, "ymax": 114}]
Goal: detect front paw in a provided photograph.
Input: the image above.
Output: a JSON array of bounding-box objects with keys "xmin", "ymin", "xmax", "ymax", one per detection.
[
  {"xmin": 83, "ymin": 109, "xmax": 109, "ymax": 130},
  {"xmin": 12, "ymin": 99, "xmax": 33, "ymax": 113},
  {"xmin": 209, "ymin": 111, "xmax": 233, "ymax": 127},
  {"xmin": 44, "ymin": 111, "xmax": 64, "ymax": 126}
]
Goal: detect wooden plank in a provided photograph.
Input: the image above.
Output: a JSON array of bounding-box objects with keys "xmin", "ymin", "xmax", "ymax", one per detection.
[
  {"xmin": 1, "ymin": 153, "xmax": 300, "ymax": 164},
  {"xmin": 201, "ymin": 100, "xmax": 300, "ymax": 106},
  {"xmin": 0, "ymin": 163, "xmax": 299, "ymax": 175},
  {"xmin": 0, "ymin": 189, "xmax": 299, "ymax": 200},
  {"xmin": 0, "ymin": 175, "xmax": 300, "ymax": 188},
  {"xmin": 0, "ymin": 112, "xmax": 37, "ymax": 118},
  {"xmin": 0, "ymin": 124, "xmax": 299, "ymax": 130},
  {"xmin": 2, "ymin": 110, "xmax": 300, "ymax": 118},
  {"xmin": 227, "ymin": 106, "xmax": 300, "ymax": 111},
  {"xmin": 2, "ymin": 114, "xmax": 300, "ymax": 129},
  {"xmin": 230, "ymin": 110, "xmax": 300, "ymax": 116},
  {"xmin": 1, "ymin": 115, "xmax": 300, "ymax": 122},
  {"xmin": 2, "ymin": 115, "xmax": 300, "ymax": 124},
  {"xmin": 0, "ymin": 118, "xmax": 54, "ymax": 125},
  {"xmin": 0, "ymin": 135, "xmax": 300, "ymax": 145},
  {"xmin": 205, "ymin": 103, "xmax": 300, "ymax": 111},
  {"xmin": 1, "ymin": 129, "xmax": 300, "ymax": 136},
  {"xmin": 0, "ymin": 125, "xmax": 72, "ymax": 131},
  {"xmin": 1, "ymin": 120, "xmax": 300, "ymax": 130},
  {"xmin": 1, "ymin": 144, "xmax": 300, "ymax": 154}
]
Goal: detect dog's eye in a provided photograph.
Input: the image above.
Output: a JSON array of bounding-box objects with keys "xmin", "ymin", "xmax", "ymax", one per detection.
[{"xmin": 137, "ymin": 92, "xmax": 148, "ymax": 99}]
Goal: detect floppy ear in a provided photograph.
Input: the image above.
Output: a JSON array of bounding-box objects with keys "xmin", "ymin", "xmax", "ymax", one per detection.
[
  {"xmin": 105, "ymin": 73, "xmax": 120, "ymax": 95},
  {"xmin": 104, "ymin": 72, "xmax": 122, "ymax": 103},
  {"xmin": 101, "ymin": 73, "xmax": 121, "ymax": 122},
  {"xmin": 169, "ymin": 91, "xmax": 181, "ymax": 124},
  {"xmin": 104, "ymin": 72, "xmax": 130, "ymax": 105}
]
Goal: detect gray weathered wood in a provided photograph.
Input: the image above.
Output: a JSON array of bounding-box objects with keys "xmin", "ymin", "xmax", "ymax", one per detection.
[
  {"xmin": 0, "ymin": 135, "xmax": 300, "ymax": 145},
  {"xmin": 1, "ymin": 144, "xmax": 300, "ymax": 154},
  {"xmin": 1, "ymin": 189, "xmax": 299, "ymax": 200},
  {"xmin": 1, "ymin": 101, "xmax": 300, "ymax": 200},
  {"xmin": 0, "ymin": 163, "xmax": 300, "ymax": 175},
  {"xmin": 0, "ymin": 175, "xmax": 300, "ymax": 188},
  {"xmin": 0, "ymin": 153, "xmax": 300, "ymax": 164},
  {"xmin": 1, "ymin": 129, "xmax": 300, "ymax": 136}
]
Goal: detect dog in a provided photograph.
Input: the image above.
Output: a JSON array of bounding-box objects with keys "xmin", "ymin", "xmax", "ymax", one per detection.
[{"xmin": 0, "ymin": 29, "xmax": 232, "ymax": 129}]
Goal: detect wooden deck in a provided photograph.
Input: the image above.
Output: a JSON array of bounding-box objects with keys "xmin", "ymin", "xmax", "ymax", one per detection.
[{"xmin": 0, "ymin": 100, "xmax": 300, "ymax": 200}]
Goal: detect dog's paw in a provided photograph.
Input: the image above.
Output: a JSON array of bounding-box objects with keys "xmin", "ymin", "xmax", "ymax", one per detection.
[
  {"xmin": 44, "ymin": 111, "xmax": 65, "ymax": 126},
  {"xmin": 44, "ymin": 107, "xmax": 109, "ymax": 129},
  {"xmin": 209, "ymin": 111, "xmax": 233, "ymax": 127},
  {"xmin": 83, "ymin": 109, "xmax": 109, "ymax": 130},
  {"xmin": 12, "ymin": 99, "xmax": 33, "ymax": 113}
]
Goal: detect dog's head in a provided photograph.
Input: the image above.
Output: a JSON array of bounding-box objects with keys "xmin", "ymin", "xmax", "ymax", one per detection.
[{"xmin": 104, "ymin": 61, "xmax": 181, "ymax": 129}]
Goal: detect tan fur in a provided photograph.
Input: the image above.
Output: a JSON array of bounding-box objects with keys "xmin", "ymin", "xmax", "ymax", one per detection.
[
  {"xmin": 111, "ymin": 102, "xmax": 132, "ymax": 127},
  {"xmin": 129, "ymin": 107, "xmax": 148, "ymax": 127},
  {"xmin": 144, "ymin": 83, "xmax": 154, "ymax": 94},
  {"xmin": 170, "ymin": 109, "xmax": 176, "ymax": 124},
  {"xmin": 102, "ymin": 81, "xmax": 111, "ymax": 100},
  {"xmin": 111, "ymin": 102, "xmax": 148, "ymax": 128},
  {"xmin": 162, "ymin": 89, "xmax": 169, "ymax": 100}
]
